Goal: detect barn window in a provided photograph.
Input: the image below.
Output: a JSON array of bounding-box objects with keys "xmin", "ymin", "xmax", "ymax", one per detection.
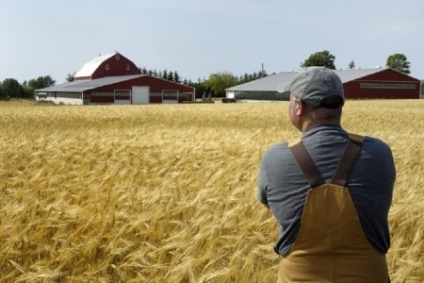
[
  {"xmin": 360, "ymin": 83, "xmax": 416, "ymax": 89},
  {"xmin": 105, "ymin": 64, "xmax": 110, "ymax": 70},
  {"xmin": 126, "ymin": 64, "xmax": 130, "ymax": 71}
]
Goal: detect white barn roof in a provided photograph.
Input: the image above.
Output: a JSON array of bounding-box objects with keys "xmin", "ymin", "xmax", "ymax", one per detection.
[{"xmin": 74, "ymin": 53, "xmax": 115, "ymax": 78}]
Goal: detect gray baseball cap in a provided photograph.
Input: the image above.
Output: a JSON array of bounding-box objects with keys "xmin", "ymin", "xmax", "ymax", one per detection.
[{"xmin": 278, "ymin": 67, "xmax": 345, "ymax": 108}]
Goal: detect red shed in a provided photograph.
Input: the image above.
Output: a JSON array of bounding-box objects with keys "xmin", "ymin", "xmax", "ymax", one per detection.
[
  {"xmin": 226, "ymin": 67, "xmax": 421, "ymax": 101},
  {"xmin": 339, "ymin": 68, "xmax": 420, "ymax": 100},
  {"xmin": 35, "ymin": 52, "xmax": 195, "ymax": 105}
]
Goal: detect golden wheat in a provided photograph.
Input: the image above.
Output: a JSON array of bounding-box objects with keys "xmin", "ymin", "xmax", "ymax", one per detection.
[{"xmin": 0, "ymin": 100, "xmax": 423, "ymax": 282}]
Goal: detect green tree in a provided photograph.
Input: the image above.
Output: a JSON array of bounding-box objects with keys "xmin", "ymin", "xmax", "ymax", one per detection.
[
  {"xmin": 238, "ymin": 69, "xmax": 268, "ymax": 84},
  {"xmin": 66, "ymin": 73, "xmax": 75, "ymax": 82},
  {"xmin": 167, "ymin": 71, "xmax": 174, "ymax": 82},
  {"xmin": 258, "ymin": 69, "xmax": 268, "ymax": 78},
  {"xmin": 1, "ymin": 78, "xmax": 24, "ymax": 98},
  {"xmin": 173, "ymin": 71, "xmax": 181, "ymax": 83},
  {"xmin": 386, "ymin": 53, "xmax": 411, "ymax": 74},
  {"xmin": 139, "ymin": 67, "xmax": 148, "ymax": 74},
  {"xmin": 421, "ymin": 80, "xmax": 424, "ymax": 98},
  {"xmin": 0, "ymin": 80, "xmax": 3, "ymax": 99},
  {"xmin": 28, "ymin": 75, "xmax": 56, "ymax": 90},
  {"xmin": 348, "ymin": 60, "xmax": 355, "ymax": 69},
  {"xmin": 187, "ymin": 78, "xmax": 206, "ymax": 99},
  {"xmin": 19, "ymin": 75, "xmax": 56, "ymax": 99},
  {"xmin": 204, "ymin": 72, "xmax": 237, "ymax": 97},
  {"xmin": 21, "ymin": 83, "xmax": 34, "ymax": 98},
  {"xmin": 162, "ymin": 69, "xmax": 168, "ymax": 80},
  {"xmin": 301, "ymin": 50, "xmax": 336, "ymax": 69}
]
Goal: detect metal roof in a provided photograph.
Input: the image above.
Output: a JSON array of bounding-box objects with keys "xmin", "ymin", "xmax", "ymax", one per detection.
[
  {"xmin": 74, "ymin": 53, "xmax": 115, "ymax": 78},
  {"xmin": 333, "ymin": 68, "xmax": 387, "ymax": 82},
  {"xmin": 227, "ymin": 68, "xmax": 391, "ymax": 92},
  {"xmin": 35, "ymin": 75, "xmax": 145, "ymax": 93},
  {"xmin": 227, "ymin": 72, "xmax": 297, "ymax": 92}
]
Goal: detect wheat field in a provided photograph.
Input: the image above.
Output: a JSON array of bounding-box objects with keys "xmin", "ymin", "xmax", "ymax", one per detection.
[{"xmin": 0, "ymin": 100, "xmax": 423, "ymax": 283}]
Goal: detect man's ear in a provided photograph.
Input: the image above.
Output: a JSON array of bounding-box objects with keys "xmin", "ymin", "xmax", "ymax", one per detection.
[{"xmin": 295, "ymin": 99, "xmax": 304, "ymax": 116}]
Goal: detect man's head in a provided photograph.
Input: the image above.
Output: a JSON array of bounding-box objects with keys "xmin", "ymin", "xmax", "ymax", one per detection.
[
  {"xmin": 280, "ymin": 67, "xmax": 344, "ymax": 132},
  {"xmin": 279, "ymin": 66, "xmax": 345, "ymax": 108}
]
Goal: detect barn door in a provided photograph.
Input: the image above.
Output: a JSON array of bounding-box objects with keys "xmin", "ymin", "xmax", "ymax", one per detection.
[{"xmin": 132, "ymin": 86, "xmax": 150, "ymax": 104}]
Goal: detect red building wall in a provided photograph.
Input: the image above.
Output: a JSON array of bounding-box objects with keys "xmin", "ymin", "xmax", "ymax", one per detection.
[
  {"xmin": 91, "ymin": 53, "xmax": 141, "ymax": 79},
  {"xmin": 85, "ymin": 76, "xmax": 194, "ymax": 103},
  {"xmin": 344, "ymin": 69, "xmax": 420, "ymax": 99}
]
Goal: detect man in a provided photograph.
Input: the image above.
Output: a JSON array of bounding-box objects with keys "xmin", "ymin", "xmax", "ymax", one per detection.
[{"xmin": 257, "ymin": 67, "xmax": 395, "ymax": 282}]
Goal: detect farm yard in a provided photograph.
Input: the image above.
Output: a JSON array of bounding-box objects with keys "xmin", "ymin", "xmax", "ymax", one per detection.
[{"xmin": 0, "ymin": 100, "xmax": 423, "ymax": 282}]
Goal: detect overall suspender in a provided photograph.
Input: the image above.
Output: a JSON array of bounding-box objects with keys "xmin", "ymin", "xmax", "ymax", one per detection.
[{"xmin": 289, "ymin": 135, "xmax": 364, "ymax": 188}]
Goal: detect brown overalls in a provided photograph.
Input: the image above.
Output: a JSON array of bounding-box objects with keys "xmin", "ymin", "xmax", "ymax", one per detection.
[{"xmin": 277, "ymin": 135, "xmax": 390, "ymax": 283}]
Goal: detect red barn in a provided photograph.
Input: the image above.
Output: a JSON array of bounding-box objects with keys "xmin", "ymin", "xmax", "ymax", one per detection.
[
  {"xmin": 35, "ymin": 52, "xmax": 195, "ymax": 105},
  {"xmin": 340, "ymin": 68, "xmax": 420, "ymax": 99},
  {"xmin": 73, "ymin": 52, "xmax": 141, "ymax": 81},
  {"xmin": 226, "ymin": 68, "xmax": 421, "ymax": 101}
]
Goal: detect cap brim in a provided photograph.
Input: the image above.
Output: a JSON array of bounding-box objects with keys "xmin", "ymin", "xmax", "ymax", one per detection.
[{"xmin": 319, "ymin": 95, "xmax": 345, "ymax": 108}]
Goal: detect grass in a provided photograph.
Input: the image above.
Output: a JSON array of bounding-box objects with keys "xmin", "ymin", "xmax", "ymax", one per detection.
[{"xmin": 0, "ymin": 100, "xmax": 423, "ymax": 282}]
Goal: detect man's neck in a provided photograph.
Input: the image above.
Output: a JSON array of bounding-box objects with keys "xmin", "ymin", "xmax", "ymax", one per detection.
[{"xmin": 301, "ymin": 121, "xmax": 341, "ymax": 133}]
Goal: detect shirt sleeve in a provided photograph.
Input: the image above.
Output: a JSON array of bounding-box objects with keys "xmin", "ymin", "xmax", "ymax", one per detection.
[{"xmin": 257, "ymin": 154, "xmax": 269, "ymax": 205}]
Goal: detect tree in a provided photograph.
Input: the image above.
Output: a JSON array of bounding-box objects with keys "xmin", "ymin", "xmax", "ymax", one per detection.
[
  {"xmin": 301, "ymin": 50, "xmax": 336, "ymax": 69},
  {"xmin": 204, "ymin": 72, "xmax": 237, "ymax": 97},
  {"xmin": 167, "ymin": 71, "xmax": 174, "ymax": 82},
  {"xmin": 22, "ymin": 83, "xmax": 34, "ymax": 98},
  {"xmin": 162, "ymin": 69, "xmax": 168, "ymax": 80},
  {"xmin": 386, "ymin": 53, "xmax": 411, "ymax": 74},
  {"xmin": 139, "ymin": 67, "xmax": 148, "ymax": 74},
  {"xmin": 187, "ymin": 78, "xmax": 207, "ymax": 99},
  {"xmin": 258, "ymin": 69, "xmax": 268, "ymax": 78},
  {"xmin": 1, "ymin": 78, "xmax": 24, "ymax": 98},
  {"xmin": 348, "ymin": 60, "xmax": 355, "ymax": 69},
  {"xmin": 173, "ymin": 71, "xmax": 181, "ymax": 83},
  {"xmin": 66, "ymin": 73, "xmax": 75, "ymax": 82},
  {"xmin": 0, "ymin": 81, "xmax": 3, "ymax": 99},
  {"xmin": 14, "ymin": 75, "xmax": 56, "ymax": 99},
  {"xmin": 421, "ymin": 80, "xmax": 424, "ymax": 97},
  {"xmin": 27, "ymin": 75, "xmax": 56, "ymax": 90}
]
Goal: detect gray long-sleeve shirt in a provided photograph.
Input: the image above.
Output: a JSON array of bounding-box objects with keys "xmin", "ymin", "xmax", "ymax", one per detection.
[{"xmin": 258, "ymin": 124, "xmax": 396, "ymax": 255}]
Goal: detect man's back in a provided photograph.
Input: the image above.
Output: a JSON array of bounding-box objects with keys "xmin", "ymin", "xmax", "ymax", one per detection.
[{"xmin": 257, "ymin": 124, "xmax": 395, "ymax": 256}]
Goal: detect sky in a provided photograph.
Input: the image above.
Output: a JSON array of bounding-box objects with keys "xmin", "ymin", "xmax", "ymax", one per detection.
[{"xmin": 1, "ymin": 0, "xmax": 423, "ymax": 84}]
